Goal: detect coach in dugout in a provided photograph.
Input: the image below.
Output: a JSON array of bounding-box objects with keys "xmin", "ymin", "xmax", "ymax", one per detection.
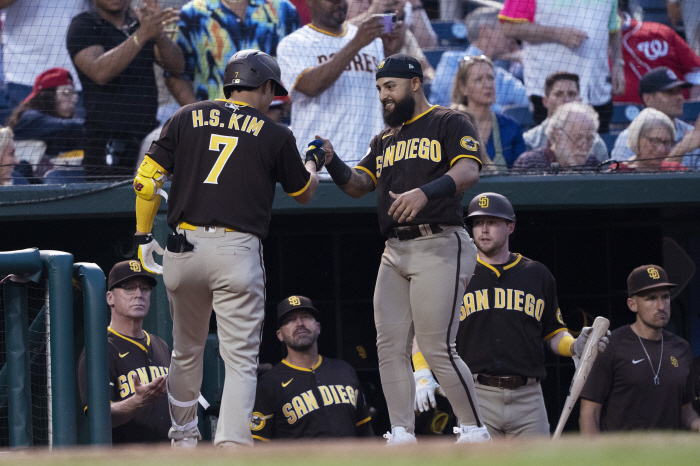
[
  {"xmin": 77, "ymin": 260, "xmax": 171, "ymax": 443},
  {"xmin": 579, "ymin": 265, "xmax": 700, "ymax": 435},
  {"xmin": 250, "ymin": 296, "xmax": 374, "ymax": 441}
]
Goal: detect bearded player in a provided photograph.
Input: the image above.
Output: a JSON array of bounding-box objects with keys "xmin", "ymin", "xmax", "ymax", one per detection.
[{"xmin": 312, "ymin": 53, "xmax": 489, "ymax": 444}]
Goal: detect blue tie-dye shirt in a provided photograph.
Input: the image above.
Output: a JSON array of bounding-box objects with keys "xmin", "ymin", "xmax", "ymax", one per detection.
[{"xmin": 176, "ymin": 0, "xmax": 300, "ymax": 101}]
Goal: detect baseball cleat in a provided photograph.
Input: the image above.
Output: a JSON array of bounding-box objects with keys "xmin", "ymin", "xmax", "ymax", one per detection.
[
  {"xmin": 383, "ymin": 426, "xmax": 417, "ymax": 445},
  {"xmin": 454, "ymin": 425, "xmax": 491, "ymax": 443},
  {"xmin": 171, "ymin": 437, "xmax": 198, "ymax": 449}
]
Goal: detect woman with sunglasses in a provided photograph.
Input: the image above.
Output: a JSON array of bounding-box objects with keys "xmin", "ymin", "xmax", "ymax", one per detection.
[{"xmin": 450, "ymin": 55, "xmax": 526, "ymax": 170}]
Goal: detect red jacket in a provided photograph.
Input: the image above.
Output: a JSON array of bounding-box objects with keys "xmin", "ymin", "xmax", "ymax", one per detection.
[{"xmin": 615, "ymin": 15, "xmax": 700, "ymax": 104}]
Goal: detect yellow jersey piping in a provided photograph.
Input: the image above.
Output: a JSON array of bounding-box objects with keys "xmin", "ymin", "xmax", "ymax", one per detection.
[
  {"xmin": 252, "ymin": 435, "xmax": 270, "ymax": 442},
  {"xmin": 476, "ymin": 256, "xmax": 500, "ymax": 278},
  {"xmin": 450, "ymin": 154, "xmax": 483, "ymax": 169},
  {"xmin": 108, "ymin": 327, "xmax": 150, "ymax": 353},
  {"xmin": 403, "ymin": 105, "xmax": 438, "ymax": 125},
  {"xmin": 215, "ymin": 99, "xmax": 250, "ymax": 107},
  {"xmin": 503, "ymin": 253, "xmax": 522, "ymax": 270},
  {"xmin": 308, "ymin": 23, "xmax": 347, "ymax": 37},
  {"xmin": 287, "ymin": 176, "xmax": 312, "ymax": 197},
  {"xmin": 354, "ymin": 166, "xmax": 377, "ymax": 186},
  {"xmin": 356, "ymin": 416, "xmax": 372, "ymax": 426},
  {"xmin": 543, "ymin": 327, "xmax": 569, "ymax": 342},
  {"xmin": 281, "ymin": 355, "xmax": 323, "ymax": 372}
]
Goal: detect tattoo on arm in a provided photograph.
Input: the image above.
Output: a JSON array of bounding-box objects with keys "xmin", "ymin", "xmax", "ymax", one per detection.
[{"xmin": 339, "ymin": 169, "xmax": 375, "ymax": 197}]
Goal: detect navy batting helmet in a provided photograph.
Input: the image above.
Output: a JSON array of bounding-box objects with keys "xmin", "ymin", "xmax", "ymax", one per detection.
[
  {"xmin": 223, "ymin": 50, "xmax": 288, "ymax": 98},
  {"xmin": 466, "ymin": 192, "xmax": 516, "ymax": 223}
]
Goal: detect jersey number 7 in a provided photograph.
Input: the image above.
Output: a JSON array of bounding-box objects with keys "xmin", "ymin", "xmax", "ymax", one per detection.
[{"xmin": 204, "ymin": 134, "xmax": 239, "ymax": 184}]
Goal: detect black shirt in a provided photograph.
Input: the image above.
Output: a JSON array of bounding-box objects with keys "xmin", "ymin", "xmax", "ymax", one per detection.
[
  {"xmin": 77, "ymin": 327, "xmax": 171, "ymax": 443},
  {"xmin": 66, "ymin": 11, "xmax": 159, "ymax": 136},
  {"xmin": 357, "ymin": 105, "xmax": 482, "ymax": 236},
  {"xmin": 580, "ymin": 325, "xmax": 693, "ymax": 432},
  {"xmin": 250, "ymin": 356, "xmax": 373, "ymax": 440},
  {"xmin": 147, "ymin": 99, "xmax": 311, "ymax": 238},
  {"xmin": 456, "ymin": 254, "xmax": 567, "ymax": 380}
]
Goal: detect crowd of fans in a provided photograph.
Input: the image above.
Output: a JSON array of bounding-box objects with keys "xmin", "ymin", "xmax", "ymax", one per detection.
[{"xmin": 0, "ymin": 0, "xmax": 699, "ymax": 185}]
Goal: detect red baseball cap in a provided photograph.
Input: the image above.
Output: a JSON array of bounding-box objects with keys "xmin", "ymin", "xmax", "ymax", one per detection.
[{"xmin": 24, "ymin": 68, "xmax": 74, "ymax": 104}]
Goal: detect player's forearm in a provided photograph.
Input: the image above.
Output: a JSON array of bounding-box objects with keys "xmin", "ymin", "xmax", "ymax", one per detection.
[
  {"xmin": 445, "ymin": 158, "xmax": 479, "ymax": 194},
  {"xmin": 681, "ymin": 403, "xmax": 700, "ymax": 431},
  {"xmin": 578, "ymin": 400, "xmax": 601, "ymax": 436},
  {"xmin": 110, "ymin": 396, "xmax": 146, "ymax": 428},
  {"xmin": 548, "ymin": 330, "xmax": 575, "ymax": 357},
  {"xmin": 294, "ymin": 41, "xmax": 365, "ymax": 97},
  {"xmin": 294, "ymin": 163, "xmax": 320, "ymax": 204},
  {"xmin": 502, "ymin": 21, "xmax": 566, "ymax": 45},
  {"xmin": 154, "ymin": 35, "xmax": 185, "ymax": 75}
]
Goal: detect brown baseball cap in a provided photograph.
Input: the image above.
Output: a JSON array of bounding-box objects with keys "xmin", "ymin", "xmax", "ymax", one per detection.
[
  {"xmin": 277, "ymin": 295, "xmax": 319, "ymax": 326},
  {"xmin": 627, "ymin": 264, "xmax": 676, "ymax": 297},
  {"xmin": 107, "ymin": 260, "xmax": 158, "ymax": 291}
]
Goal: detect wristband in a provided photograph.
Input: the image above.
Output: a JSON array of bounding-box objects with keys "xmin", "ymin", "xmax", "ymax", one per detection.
[
  {"xmin": 558, "ymin": 334, "xmax": 575, "ymax": 357},
  {"xmin": 419, "ymin": 174, "xmax": 456, "ymax": 201},
  {"xmin": 325, "ymin": 151, "xmax": 352, "ymax": 185},
  {"xmin": 412, "ymin": 351, "xmax": 430, "ymax": 371}
]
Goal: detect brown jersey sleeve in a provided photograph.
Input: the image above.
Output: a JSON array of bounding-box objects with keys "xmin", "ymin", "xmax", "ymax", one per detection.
[
  {"xmin": 355, "ymin": 137, "xmax": 379, "ymax": 186},
  {"xmin": 275, "ymin": 133, "xmax": 311, "ymax": 197},
  {"xmin": 443, "ymin": 112, "xmax": 483, "ymax": 171},
  {"xmin": 540, "ymin": 267, "xmax": 567, "ymax": 341},
  {"xmin": 145, "ymin": 112, "xmax": 181, "ymax": 172}
]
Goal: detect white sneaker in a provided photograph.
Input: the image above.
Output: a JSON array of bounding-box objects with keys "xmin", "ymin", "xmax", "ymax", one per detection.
[
  {"xmin": 171, "ymin": 437, "xmax": 198, "ymax": 449},
  {"xmin": 454, "ymin": 425, "xmax": 491, "ymax": 443},
  {"xmin": 383, "ymin": 426, "xmax": 417, "ymax": 445}
]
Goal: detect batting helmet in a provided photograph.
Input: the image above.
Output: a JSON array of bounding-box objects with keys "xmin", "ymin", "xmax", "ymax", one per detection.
[
  {"xmin": 466, "ymin": 192, "xmax": 516, "ymax": 223},
  {"xmin": 222, "ymin": 50, "xmax": 288, "ymax": 98}
]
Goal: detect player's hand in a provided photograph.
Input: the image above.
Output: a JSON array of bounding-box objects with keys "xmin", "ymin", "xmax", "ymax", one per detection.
[
  {"xmin": 612, "ymin": 62, "xmax": 626, "ymax": 96},
  {"xmin": 558, "ymin": 27, "xmax": 588, "ymax": 49},
  {"xmin": 136, "ymin": 0, "xmax": 180, "ymax": 42},
  {"xmin": 353, "ymin": 15, "xmax": 385, "ymax": 49},
  {"xmin": 313, "ymin": 135, "xmax": 335, "ymax": 164},
  {"xmin": 135, "ymin": 233, "xmax": 164, "ymax": 275},
  {"xmin": 414, "ymin": 369, "xmax": 446, "ymax": 412},
  {"xmin": 574, "ymin": 327, "xmax": 611, "ymax": 356},
  {"xmin": 131, "ymin": 374, "xmax": 168, "ymax": 407},
  {"xmin": 388, "ymin": 189, "xmax": 428, "ymax": 223}
]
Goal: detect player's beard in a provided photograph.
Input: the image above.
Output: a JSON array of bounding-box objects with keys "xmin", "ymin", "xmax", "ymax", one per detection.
[
  {"xmin": 475, "ymin": 233, "xmax": 508, "ymax": 258},
  {"xmin": 284, "ymin": 329, "xmax": 319, "ymax": 352},
  {"xmin": 383, "ymin": 91, "xmax": 416, "ymax": 128}
]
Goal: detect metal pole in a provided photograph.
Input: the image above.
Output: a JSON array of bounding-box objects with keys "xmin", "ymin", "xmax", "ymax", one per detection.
[
  {"xmin": 40, "ymin": 251, "xmax": 76, "ymax": 447},
  {"xmin": 3, "ymin": 281, "xmax": 32, "ymax": 447},
  {"xmin": 73, "ymin": 263, "xmax": 112, "ymax": 446}
]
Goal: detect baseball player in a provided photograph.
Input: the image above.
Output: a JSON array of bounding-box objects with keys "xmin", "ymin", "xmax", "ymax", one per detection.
[
  {"xmin": 132, "ymin": 50, "xmax": 321, "ymax": 447},
  {"xmin": 250, "ymin": 296, "xmax": 374, "ymax": 441},
  {"xmin": 413, "ymin": 193, "xmax": 609, "ymax": 438},
  {"xmin": 77, "ymin": 260, "xmax": 170, "ymax": 443},
  {"xmin": 314, "ymin": 53, "xmax": 488, "ymax": 444}
]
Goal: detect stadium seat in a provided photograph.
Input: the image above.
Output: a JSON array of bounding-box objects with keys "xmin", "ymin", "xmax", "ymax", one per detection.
[
  {"xmin": 610, "ymin": 104, "xmax": 642, "ymax": 130},
  {"xmin": 502, "ymin": 105, "xmax": 534, "ymax": 129},
  {"xmin": 423, "ymin": 48, "xmax": 446, "ymax": 69},
  {"xmin": 682, "ymin": 101, "xmax": 700, "ymax": 122},
  {"xmin": 599, "ymin": 133, "xmax": 618, "ymax": 154},
  {"xmin": 430, "ymin": 21, "xmax": 469, "ymax": 47},
  {"xmin": 44, "ymin": 168, "xmax": 86, "ymax": 184}
]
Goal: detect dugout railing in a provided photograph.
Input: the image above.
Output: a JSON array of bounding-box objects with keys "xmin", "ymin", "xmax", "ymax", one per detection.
[{"xmin": 0, "ymin": 248, "xmax": 111, "ymax": 447}]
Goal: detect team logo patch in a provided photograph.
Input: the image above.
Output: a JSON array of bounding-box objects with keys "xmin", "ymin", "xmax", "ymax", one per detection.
[
  {"xmin": 378, "ymin": 60, "xmax": 385, "ymax": 69},
  {"xmin": 647, "ymin": 267, "xmax": 660, "ymax": 279},
  {"xmin": 460, "ymin": 136, "xmax": 479, "ymax": 151},
  {"xmin": 250, "ymin": 412, "xmax": 267, "ymax": 431},
  {"xmin": 133, "ymin": 181, "xmax": 144, "ymax": 192},
  {"xmin": 129, "ymin": 261, "xmax": 141, "ymax": 272},
  {"xmin": 671, "ymin": 356, "xmax": 678, "ymax": 367},
  {"xmin": 234, "ymin": 79, "xmax": 241, "ymax": 84},
  {"xmin": 408, "ymin": 64, "xmax": 414, "ymax": 69},
  {"xmin": 556, "ymin": 309, "xmax": 565, "ymax": 325},
  {"xmin": 666, "ymin": 69, "xmax": 678, "ymax": 81},
  {"xmin": 478, "ymin": 196, "xmax": 489, "ymax": 209},
  {"xmin": 289, "ymin": 296, "xmax": 301, "ymax": 306}
]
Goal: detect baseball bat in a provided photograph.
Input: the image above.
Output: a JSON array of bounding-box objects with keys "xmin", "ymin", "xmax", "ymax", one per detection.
[{"xmin": 552, "ymin": 316, "xmax": 610, "ymax": 439}]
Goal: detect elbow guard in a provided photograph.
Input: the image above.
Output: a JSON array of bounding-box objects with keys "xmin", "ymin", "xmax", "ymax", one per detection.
[{"xmin": 134, "ymin": 156, "xmax": 169, "ymax": 201}]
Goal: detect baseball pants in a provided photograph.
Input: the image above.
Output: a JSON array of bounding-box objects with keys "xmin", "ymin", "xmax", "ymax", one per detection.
[
  {"xmin": 374, "ymin": 226, "xmax": 482, "ymax": 434},
  {"xmin": 473, "ymin": 379, "xmax": 550, "ymax": 438},
  {"xmin": 163, "ymin": 227, "xmax": 266, "ymax": 447}
]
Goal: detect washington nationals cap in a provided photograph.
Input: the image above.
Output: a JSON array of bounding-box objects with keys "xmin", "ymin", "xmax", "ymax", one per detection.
[
  {"xmin": 376, "ymin": 53, "xmax": 423, "ymax": 82},
  {"xmin": 466, "ymin": 192, "xmax": 516, "ymax": 223},
  {"xmin": 24, "ymin": 67, "xmax": 73, "ymax": 104},
  {"xmin": 627, "ymin": 264, "xmax": 676, "ymax": 297},
  {"xmin": 108, "ymin": 260, "xmax": 158, "ymax": 291},
  {"xmin": 639, "ymin": 67, "xmax": 692, "ymax": 100},
  {"xmin": 277, "ymin": 295, "xmax": 319, "ymax": 326}
]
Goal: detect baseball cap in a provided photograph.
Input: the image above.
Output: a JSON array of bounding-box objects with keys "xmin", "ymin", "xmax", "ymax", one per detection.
[
  {"xmin": 107, "ymin": 260, "xmax": 158, "ymax": 291},
  {"xmin": 24, "ymin": 68, "xmax": 74, "ymax": 104},
  {"xmin": 277, "ymin": 295, "xmax": 319, "ymax": 326},
  {"xmin": 627, "ymin": 264, "xmax": 676, "ymax": 297},
  {"xmin": 376, "ymin": 54, "xmax": 423, "ymax": 82},
  {"xmin": 638, "ymin": 67, "xmax": 692, "ymax": 99}
]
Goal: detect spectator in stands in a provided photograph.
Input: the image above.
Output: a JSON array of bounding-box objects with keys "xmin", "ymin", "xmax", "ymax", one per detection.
[
  {"xmin": 616, "ymin": 108, "xmax": 687, "ymax": 171},
  {"xmin": 500, "ymin": 0, "xmax": 626, "ymax": 133},
  {"xmin": 6, "ymin": 68, "xmax": 85, "ymax": 180},
  {"xmin": 77, "ymin": 260, "xmax": 171, "ymax": 444},
  {"xmin": 612, "ymin": 67, "xmax": 700, "ymax": 167},
  {"xmin": 67, "ymin": 0, "xmax": 184, "ymax": 179},
  {"xmin": 168, "ymin": 0, "xmax": 301, "ymax": 104},
  {"xmin": 615, "ymin": 6, "xmax": 700, "ymax": 104},
  {"xmin": 277, "ymin": 0, "xmax": 402, "ymax": 175},
  {"xmin": 667, "ymin": 0, "xmax": 700, "ymax": 56},
  {"xmin": 348, "ymin": 0, "xmax": 437, "ymax": 49},
  {"xmin": 514, "ymin": 102, "xmax": 600, "ymax": 171},
  {"xmin": 524, "ymin": 72, "xmax": 609, "ymax": 161},
  {"xmin": 430, "ymin": 7, "xmax": 528, "ymax": 110},
  {"xmin": 451, "ymin": 55, "xmax": 526, "ymax": 169},
  {"xmin": 0, "ymin": 0, "xmax": 90, "ymax": 108},
  {"xmin": 0, "ymin": 127, "xmax": 21, "ymax": 186}
]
